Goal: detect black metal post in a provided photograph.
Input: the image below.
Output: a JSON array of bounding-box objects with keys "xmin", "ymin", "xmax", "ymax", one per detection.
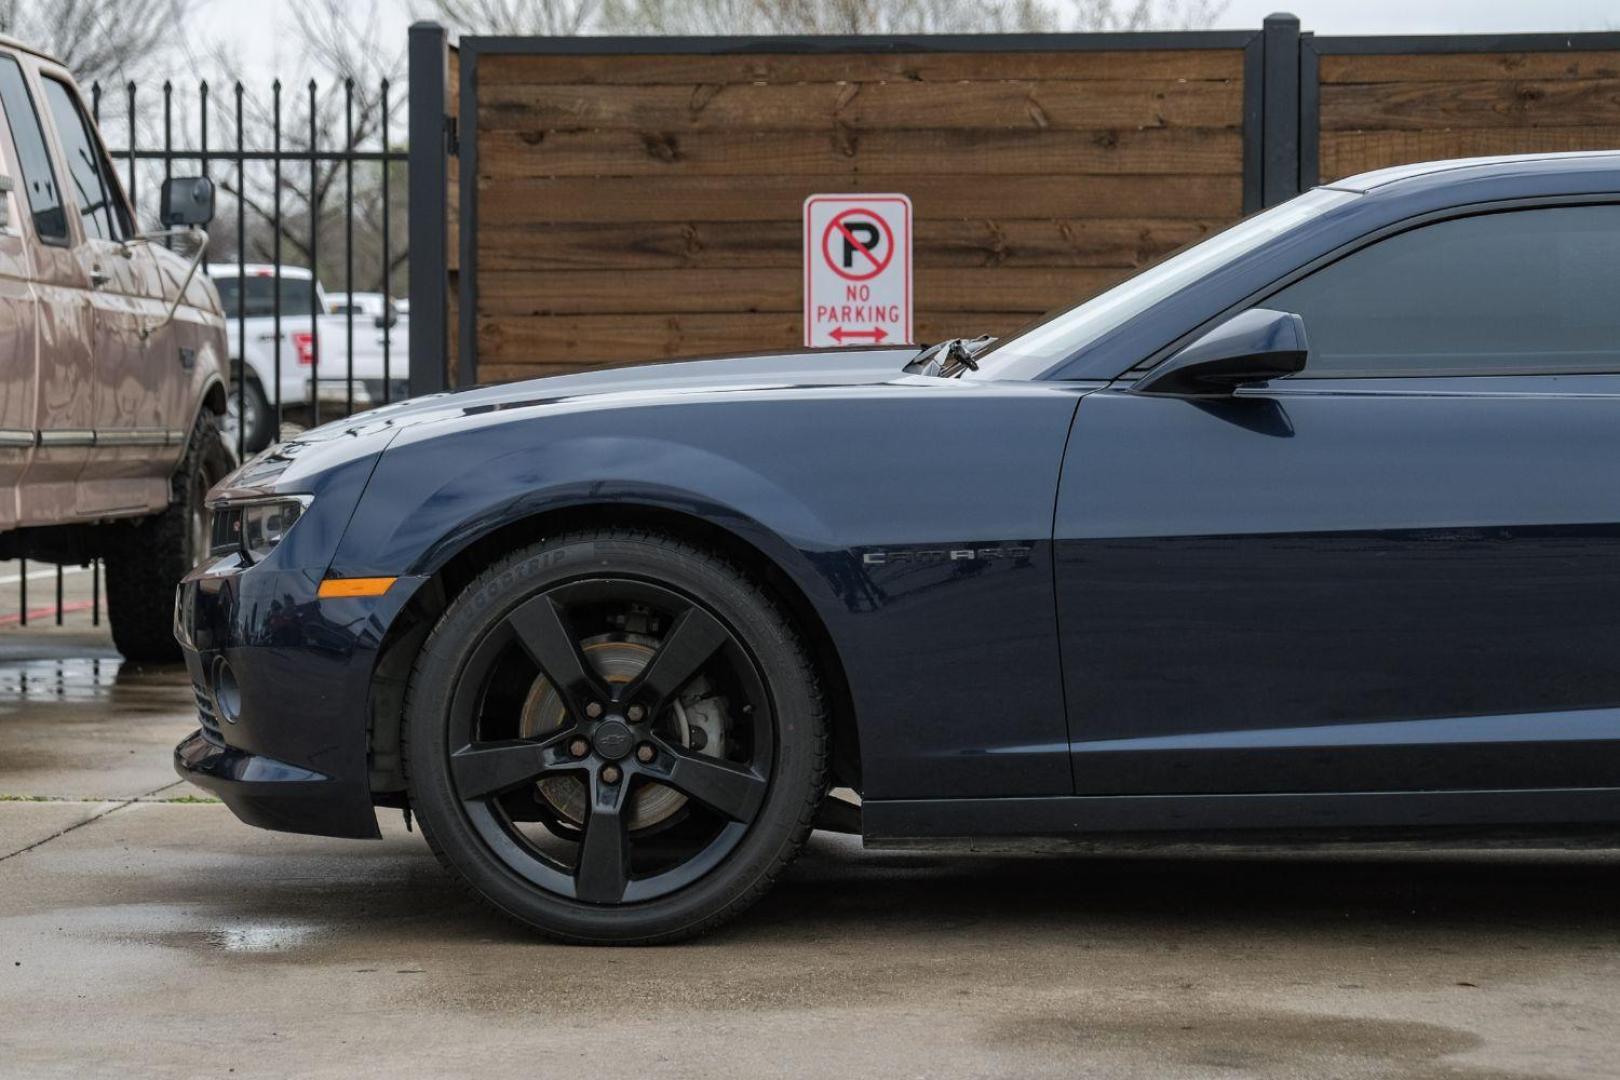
[
  {"xmin": 1262, "ymin": 13, "xmax": 1302, "ymax": 208},
  {"xmin": 235, "ymin": 82, "xmax": 246, "ymax": 458},
  {"xmin": 162, "ymin": 81, "xmax": 173, "ymax": 247},
  {"xmin": 308, "ymin": 80, "xmax": 320, "ymax": 428},
  {"xmin": 345, "ymin": 78, "xmax": 354, "ymax": 417},
  {"xmin": 1298, "ymin": 36, "xmax": 1321, "ymax": 189},
  {"xmin": 457, "ymin": 41, "xmax": 476, "ymax": 389},
  {"xmin": 272, "ymin": 79, "xmax": 283, "ymax": 443},
  {"xmin": 126, "ymin": 83, "xmax": 137, "ymax": 208},
  {"xmin": 1241, "ymin": 32, "xmax": 1265, "ymax": 214},
  {"xmin": 380, "ymin": 78, "xmax": 392, "ymax": 403},
  {"xmin": 199, "ymin": 80, "xmax": 209, "ymax": 272},
  {"xmin": 408, "ymin": 22, "xmax": 450, "ymax": 397}
]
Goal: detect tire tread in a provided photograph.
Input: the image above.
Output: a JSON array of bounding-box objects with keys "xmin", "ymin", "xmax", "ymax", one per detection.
[{"xmin": 106, "ymin": 410, "xmax": 231, "ymax": 663}]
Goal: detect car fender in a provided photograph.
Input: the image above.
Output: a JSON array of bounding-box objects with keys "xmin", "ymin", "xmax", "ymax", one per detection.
[
  {"xmin": 326, "ymin": 382, "xmax": 1086, "ymax": 800},
  {"xmin": 338, "ymin": 429, "xmax": 843, "ymax": 618}
]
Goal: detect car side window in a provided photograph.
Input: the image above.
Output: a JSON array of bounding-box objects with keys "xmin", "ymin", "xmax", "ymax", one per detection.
[
  {"xmin": 0, "ymin": 54, "xmax": 66, "ymax": 244},
  {"xmin": 1265, "ymin": 204, "xmax": 1620, "ymax": 377},
  {"xmin": 40, "ymin": 76, "xmax": 132, "ymax": 243}
]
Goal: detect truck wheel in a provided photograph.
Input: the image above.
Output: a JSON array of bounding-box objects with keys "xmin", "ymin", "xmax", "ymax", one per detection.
[
  {"xmin": 106, "ymin": 411, "xmax": 234, "ymax": 663},
  {"xmin": 225, "ymin": 377, "xmax": 273, "ymax": 454}
]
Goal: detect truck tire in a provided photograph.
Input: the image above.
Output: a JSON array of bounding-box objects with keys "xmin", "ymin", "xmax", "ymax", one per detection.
[
  {"xmin": 106, "ymin": 411, "xmax": 234, "ymax": 663},
  {"xmin": 225, "ymin": 376, "xmax": 273, "ymax": 454}
]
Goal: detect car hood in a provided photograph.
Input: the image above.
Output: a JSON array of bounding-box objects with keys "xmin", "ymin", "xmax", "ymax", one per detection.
[
  {"xmin": 365, "ymin": 346, "xmax": 923, "ymax": 425},
  {"xmin": 215, "ymin": 346, "xmax": 924, "ymax": 497}
]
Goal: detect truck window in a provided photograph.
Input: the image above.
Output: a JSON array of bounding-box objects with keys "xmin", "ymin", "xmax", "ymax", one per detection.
[
  {"xmin": 40, "ymin": 76, "xmax": 131, "ymax": 242},
  {"xmin": 0, "ymin": 55, "xmax": 66, "ymax": 243},
  {"xmin": 214, "ymin": 275, "xmax": 319, "ymax": 319}
]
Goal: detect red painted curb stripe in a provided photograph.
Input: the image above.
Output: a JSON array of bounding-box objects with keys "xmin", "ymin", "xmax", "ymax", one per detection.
[{"xmin": 0, "ymin": 600, "xmax": 96, "ymax": 627}]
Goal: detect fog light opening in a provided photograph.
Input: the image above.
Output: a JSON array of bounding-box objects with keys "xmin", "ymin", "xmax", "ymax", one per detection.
[{"xmin": 211, "ymin": 657, "xmax": 242, "ymax": 724}]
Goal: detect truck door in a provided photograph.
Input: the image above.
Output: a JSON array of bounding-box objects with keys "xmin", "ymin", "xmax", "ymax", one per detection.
[
  {"xmin": 0, "ymin": 74, "xmax": 37, "ymax": 531},
  {"xmin": 36, "ymin": 70, "xmax": 169, "ymax": 517},
  {"xmin": 0, "ymin": 52, "xmax": 92, "ymax": 527}
]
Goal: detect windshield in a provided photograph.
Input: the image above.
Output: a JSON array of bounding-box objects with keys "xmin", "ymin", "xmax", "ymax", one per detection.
[
  {"xmin": 972, "ymin": 188, "xmax": 1360, "ymax": 379},
  {"xmin": 214, "ymin": 275, "xmax": 319, "ymax": 319}
]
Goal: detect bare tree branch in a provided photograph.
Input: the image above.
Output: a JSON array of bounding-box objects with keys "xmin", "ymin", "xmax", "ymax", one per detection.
[
  {"xmin": 1070, "ymin": 0, "xmax": 1228, "ymax": 31},
  {"xmin": 418, "ymin": 0, "xmax": 1224, "ymax": 35},
  {"xmin": 596, "ymin": 0, "xmax": 1063, "ymax": 34},
  {"xmin": 410, "ymin": 0, "xmax": 601, "ymax": 36},
  {"xmin": 0, "ymin": 0, "xmax": 198, "ymax": 84}
]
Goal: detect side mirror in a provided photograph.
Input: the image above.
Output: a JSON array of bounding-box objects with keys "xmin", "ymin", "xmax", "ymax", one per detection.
[
  {"xmin": 1135, "ymin": 308, "xmax": 1308, "ymax": 397},
  {"xmin": 160, "ymin": 175, "xmax": 215, "ymax": 228}
]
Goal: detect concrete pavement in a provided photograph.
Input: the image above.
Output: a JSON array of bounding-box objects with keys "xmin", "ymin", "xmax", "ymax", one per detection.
[{"xmin": 2, "ymin": 631, "xmax": 1618, "ymax": 1079}]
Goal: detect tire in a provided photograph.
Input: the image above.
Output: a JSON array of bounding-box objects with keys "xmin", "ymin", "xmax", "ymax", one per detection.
[
  {"xmin": 224, "ymin": 376, "xmax": 273, "ymax": 455},
  {"xmin": 404, "ymin": 529, "xmax": 827, "ymax": 944},
  {"xmin": 106, "ymin": 410, "xmax": 235, "ymax": 663}
]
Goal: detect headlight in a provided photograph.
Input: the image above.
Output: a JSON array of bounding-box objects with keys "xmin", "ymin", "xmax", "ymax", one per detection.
[{"xmin": 209, "ymin": 496, "xmax": 311, "ymax": 564}]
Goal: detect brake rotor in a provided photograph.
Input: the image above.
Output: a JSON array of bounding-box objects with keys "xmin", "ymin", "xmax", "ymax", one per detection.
[{"xmin": 520, "ymin": 635, "xmax": 692, "ymax": 832}]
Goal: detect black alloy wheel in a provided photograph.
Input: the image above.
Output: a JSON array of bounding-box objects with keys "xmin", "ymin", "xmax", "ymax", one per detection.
[{"xmin": 404, "ymin": 530, "xmax": 826, "ymax": 944}]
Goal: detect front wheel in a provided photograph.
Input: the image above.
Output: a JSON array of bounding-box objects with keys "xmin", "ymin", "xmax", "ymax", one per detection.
[
  {"xmin": 106, "ymin": 410, "xmax": 234, "ymax": 662},
  {"xmin": 404, "ymin": 530, "xmax": 826, "ymax": 944}
]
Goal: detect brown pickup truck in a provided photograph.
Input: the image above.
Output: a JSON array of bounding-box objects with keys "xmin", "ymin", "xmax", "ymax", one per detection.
[{"xmin": 0, "ymin": 35, "xmax": 232, "ymax": 661}]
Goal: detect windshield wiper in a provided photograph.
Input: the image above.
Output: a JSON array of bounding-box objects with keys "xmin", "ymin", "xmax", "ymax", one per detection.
[{"xmin": 905, "ymin": 335, "xmax": 995, "ymax": 377}]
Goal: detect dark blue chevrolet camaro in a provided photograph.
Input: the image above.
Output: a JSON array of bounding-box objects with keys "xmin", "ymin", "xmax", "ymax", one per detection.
[{"xmin": 176, "ymin": 153, "xmax": 1620, "ymax": 943}]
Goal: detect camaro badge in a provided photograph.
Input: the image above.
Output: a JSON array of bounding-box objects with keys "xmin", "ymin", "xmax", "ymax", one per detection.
[{"xmin": 862, "ymin": 545, "xmax": 1033, "ymax": 566}]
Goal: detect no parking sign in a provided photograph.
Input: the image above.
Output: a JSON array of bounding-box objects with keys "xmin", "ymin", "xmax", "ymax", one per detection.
[{"xmin": 803, "ymin": 194, "xmax": 912, "ymax": 348}]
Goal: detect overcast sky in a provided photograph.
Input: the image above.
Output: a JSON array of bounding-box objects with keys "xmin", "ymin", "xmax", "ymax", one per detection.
[{"xmin": 195, "ymin": 0, "xmax": 1619, "ymax": 81}]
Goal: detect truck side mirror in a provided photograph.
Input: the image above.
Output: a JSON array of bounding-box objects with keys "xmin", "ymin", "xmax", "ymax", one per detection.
[
  {"xmin": 0, "ymin": 174, "xmax": 12, "ymax": 229},
  {"xmin": 161, "ymin": 176, "xmax": 215, "ymax": 228}
]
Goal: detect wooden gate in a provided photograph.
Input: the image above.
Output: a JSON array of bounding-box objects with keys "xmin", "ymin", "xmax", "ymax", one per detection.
[{"xmin": 406, "ymin": 19, "xmax": 1620, "ymax": 389}]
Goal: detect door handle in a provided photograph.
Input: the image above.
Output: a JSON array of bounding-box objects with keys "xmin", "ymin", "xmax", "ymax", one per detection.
[{"xmin": 89, "ymin": 266, "xmax": 110, "ymax": 289}]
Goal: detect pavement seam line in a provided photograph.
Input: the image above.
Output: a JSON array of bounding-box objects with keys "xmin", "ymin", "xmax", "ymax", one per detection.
[{"xmin": 0, "ymin": 779, "xmax": 186, "ymax": 863}]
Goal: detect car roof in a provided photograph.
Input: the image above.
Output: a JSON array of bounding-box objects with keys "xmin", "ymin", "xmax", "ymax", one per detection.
[
  {"xmin": 0, "ymin": 34, "xmax": 65, "ymax": 68},
  {"xmin": 1330, "ymin": 151, "xmax": 1620, "ymax": 194}
]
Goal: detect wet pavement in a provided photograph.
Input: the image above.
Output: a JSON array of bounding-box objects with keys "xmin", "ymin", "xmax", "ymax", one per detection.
[{"xmin": 2, "ymin": 632, "xmax": 1619, "ymax": 1078}]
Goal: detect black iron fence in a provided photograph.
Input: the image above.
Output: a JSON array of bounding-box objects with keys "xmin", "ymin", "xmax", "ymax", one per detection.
[
  {"xmin": 2, "ymin": 559, "xmax": 100, "ymax": 629},
  {"xmin": 94, "ymin": 75, "xmax": 411, "ymax": 457},
  {"xmin": 3, "ymin": 75, "xmax": 410, "ymax": 630}
]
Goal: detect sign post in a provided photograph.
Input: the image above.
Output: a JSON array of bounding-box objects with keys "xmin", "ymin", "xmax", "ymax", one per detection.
[{"xmin": 803, "ymin": 194, "xmax": 912, "ymax": 348}]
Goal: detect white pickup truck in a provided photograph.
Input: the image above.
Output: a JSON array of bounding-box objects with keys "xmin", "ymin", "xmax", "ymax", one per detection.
[{"xmin": 211, "ymin": 265, "xmax": 408, "ymax": 451}]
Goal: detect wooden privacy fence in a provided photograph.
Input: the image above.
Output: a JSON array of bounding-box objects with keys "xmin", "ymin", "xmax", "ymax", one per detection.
[{"xmin": 404, "ymin": 16, "xmax": 1620, "ymax": 390}]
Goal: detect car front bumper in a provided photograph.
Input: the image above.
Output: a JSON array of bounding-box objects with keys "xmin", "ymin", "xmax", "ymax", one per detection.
[{"xmin": 172, "ymin": 561, "xmax": 424, "ymax": 840}]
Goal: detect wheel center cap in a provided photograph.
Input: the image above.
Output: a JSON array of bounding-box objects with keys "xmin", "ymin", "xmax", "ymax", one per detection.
[{"xmin": 592, "ymin": 719, "xmax": 634, "ymax": 761}]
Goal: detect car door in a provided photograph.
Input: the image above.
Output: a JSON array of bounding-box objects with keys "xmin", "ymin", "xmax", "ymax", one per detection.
[
  {"xmin": 0, "ymin": 51, "xmax": 94, "ymax": 527},
  {"xmin": 0, "ymin": 77, "xmax": 38, "ymax": 531},
  {"xmin": 35, "ymin": 69, "xmax": 168, "ymax": 517},
  {"xmin": 1054, "ymin": 202, "xmax": 1620, "ymax": 798}
]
